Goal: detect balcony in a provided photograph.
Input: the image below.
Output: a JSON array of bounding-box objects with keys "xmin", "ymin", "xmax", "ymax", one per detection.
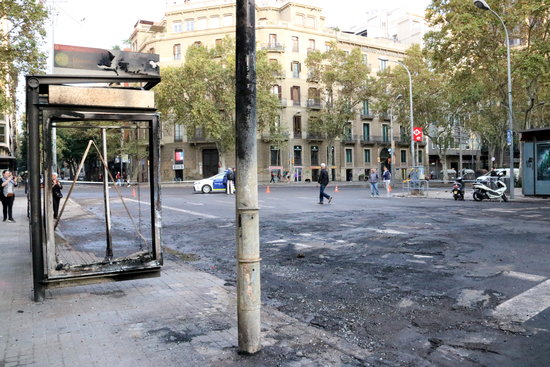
[
  {"xmin": 278, "ymin": 98, "xmax": 288, "ymax": 107},
  {"xmin": 307, "ymin": 132, "xmax": 325, "ymax": 142},
  {"xmin": 360, "ymin": 111, "xmax": 375, "ymax": 120},
  {"xmin": 291, "ymin": 99, "xmax": 301, "ymax": 106},
  {"xmin": 342, "ymin": 134, "xmax": 359, "ymax": 144},
  {"xmin": 397, "ymin": 136, "xmax": 411, "ymax": 146},
  {"xmin": 261, "ymin": 131, "xmax": 290, "ymax": 142},
  {"xmin": 260, "ymin": 43, "xmax": 285, "ymax": 52},
  {"xmin": 380, "ymin": 113, "xmax": 391, "ymax": 121},
  {"xmin": 360, "ymin": 135, "xmax": 375, "ymax": 145},
  {"xmin": 188, "ymin": 134, "xmax": 212, "ymax": 144},
  {"xmin": 370, "ymin": 135, "xmax": 392, "ymax": 145},
  {"xmin": 306, "ymin": 99, "xmax": 322, "ymax": 109},
  {"xmin": 307, "ymin": 48, "xmax": 316, "ymax": 54},
  {"xmin": 307, "ymin": 72, "xmax": 319, "ymax": 82},
  {"xmin": 293, "ymin": 131, "xmax": 303, "ymax": 139}
]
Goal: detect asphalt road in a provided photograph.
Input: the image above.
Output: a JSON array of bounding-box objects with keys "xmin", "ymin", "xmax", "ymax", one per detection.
[{"xmin": 68, "ymin": 184, "xmax": 550, "ymax": 366}]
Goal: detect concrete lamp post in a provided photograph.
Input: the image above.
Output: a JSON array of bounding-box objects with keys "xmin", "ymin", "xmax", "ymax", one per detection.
[
  {"xmin": 390, "ymin": 94, "xmax": 403, "ymax": 179},
  {"xmin": 379, "ymin": 58, "xmax": 415, "ymax": 168},
  {"xmin": 473, "ymin": 0, "xmax": 515, "ymax": 199}
]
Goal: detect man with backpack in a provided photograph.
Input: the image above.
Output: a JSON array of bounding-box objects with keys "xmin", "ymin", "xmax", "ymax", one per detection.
[
  {"xmin": 317, "ymin": 163, "xmax": 332, "ymax": 204},
  {"xmin": 225, "ymin": 168, "xmax": 235, "ymax": 195}
]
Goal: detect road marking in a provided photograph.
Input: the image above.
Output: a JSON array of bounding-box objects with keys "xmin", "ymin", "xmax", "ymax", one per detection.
[
  {"xmin": 413, "ymin": 255, "xmax": 433, "ymax": 259},
  {"xmin": 294, "ymin": 243, "xmax": 312, "ymax": 248},
  {"xmin": 259, "ymin": 205, "xmax": 276, "ymax": 209},
  {"xmin": 296, "ymin": 196, "xmax": 311, "ymax": 200},
  {"xmin": 365, "ymin": 228, "xmax": 407, "ymax": 235},
  {"xmin": 340, "ymin": 224, "xmax": 355, "ymax": 228},
  {"xmin": 266, "ymin": 239, "xmax": 287, "ymax": 244},
  {"xmin": 125, "ymin": 198, "xmax": 219, "ymax": 219},
  {"xmin": 299, "ymin": 233, "xmax": 313, "ymax": 237},
  {"xmin": 502, "ymin": 271, "xmax": 547, "ymax": 282},
  {"xmin": 493, "ymin": 279, "xmax": 550, "ymax": 323}
]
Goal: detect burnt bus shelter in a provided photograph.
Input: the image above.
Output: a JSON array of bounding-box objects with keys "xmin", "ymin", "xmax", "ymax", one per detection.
[
  {"xmin": 521, "ymin": 128, "xmax": 550, "ymax": 196},
  {"xmin": 26, "ymin": 51, "xmax": 163, "ymax": 301}
]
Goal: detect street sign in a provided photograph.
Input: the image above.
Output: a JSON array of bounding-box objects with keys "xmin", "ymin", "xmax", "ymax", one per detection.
[
  {"xmin": 413, "ymin": 127, "xmax": 423, "ymax": 142},
  {"xmin": 506, "ymin": 129, "xmax": 513, "ymax": 146}
]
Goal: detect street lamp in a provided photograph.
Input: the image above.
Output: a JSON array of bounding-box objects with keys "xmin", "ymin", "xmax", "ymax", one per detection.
[
  {"xmin": 380, "ymin": 58, "xmax": 415, "ymax": 168},
  {"xmin": 473, "ymin": 0, "xmax": 515, "ymax": 199},
  {"xmin": 390, "ymin": 94, "xmax": 403, "ymax": 180}
]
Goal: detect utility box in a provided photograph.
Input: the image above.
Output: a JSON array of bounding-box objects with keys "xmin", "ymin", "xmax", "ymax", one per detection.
[{"xmin": 520, "ymin": 128, "xmax": 550, "ymax": 196}]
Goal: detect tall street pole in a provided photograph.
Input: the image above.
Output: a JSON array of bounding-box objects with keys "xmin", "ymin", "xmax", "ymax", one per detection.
[
  {"xmin": 474, "ymin": 0, "xmax": 514, "ymax": 199},
  {"xmin": 397, "ymin": 60, "xmax": 415, "ymax": 168},
  {"xmin": 235, "ymin": 0, "xmax": 261, "ymax": 354}
]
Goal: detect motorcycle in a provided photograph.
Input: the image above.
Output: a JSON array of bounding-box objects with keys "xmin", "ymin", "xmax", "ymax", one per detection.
[
  {"xmin": 472, "ymin": 172, "xmax": 508, "ymax": 202},
  {"xmin": 452, "ymin": 177, "xmax": 464, "ymax": 200}
]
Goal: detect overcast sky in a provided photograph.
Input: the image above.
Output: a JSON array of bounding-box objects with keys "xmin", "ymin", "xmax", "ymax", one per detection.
[{"xmin": 47, "ymin": 0, "xmax": 431, "ymax": 54}]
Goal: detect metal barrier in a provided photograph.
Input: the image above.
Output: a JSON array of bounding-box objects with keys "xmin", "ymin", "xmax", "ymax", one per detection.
[{"xmin": 403, "ymin": 179, "xmax": 430, "ymax": 196}]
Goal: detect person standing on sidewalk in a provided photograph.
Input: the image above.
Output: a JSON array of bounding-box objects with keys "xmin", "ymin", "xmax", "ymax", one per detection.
[
  {"xmin": 52, "ymin": 173, "xmax": 63, "ymax": 219},
  {"xmin": 382, "ymin": 166, "xmax": 392, "ymax": 197},
  {"xmin": 2, "ymin": 170, "xmax": 18, "ymax": 222},
  {"xmin": 369, "ymin": 168, "xmax": 380, "ymax": 197},
  {"xmin": 226, "ymin": 168, "xmax": 235, "ymax": 195},
  {"xmin": 317, "ymin": 163, "xmax": 333, "ymax": 204}
]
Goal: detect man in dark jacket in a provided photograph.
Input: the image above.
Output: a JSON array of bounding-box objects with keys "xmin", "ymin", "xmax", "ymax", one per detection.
[{"xmin": 317, "ymin": 163, "xmax": 332, "ymax": 204}]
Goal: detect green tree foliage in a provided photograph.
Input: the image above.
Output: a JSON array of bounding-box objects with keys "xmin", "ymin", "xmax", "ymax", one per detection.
[
  {"xmin": 0, "ymin": 0, "xmax": 48, "ymax": 112},
  {"xmin": 305, "ymin": 43, "xmax": 372, "ymax": 147},
  {"xmin": 424, "ymin": 0, "xmax": 550, "ymax": 165},
  {"xmin": 156, "ymin": 37, "xmax": 282, "ymax": 165}
]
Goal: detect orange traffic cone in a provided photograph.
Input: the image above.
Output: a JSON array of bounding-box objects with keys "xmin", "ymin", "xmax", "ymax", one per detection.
[
  {"xmin": 132, "ymin": 187, "xmax": 136, "ymax": 197},
  {"xmin": 334, "ymin": 185, "xmax": 339, "ymax": 192},
  {"xmin": 266, "ymin": 185, "xmax": 271, "ymax": 193}
]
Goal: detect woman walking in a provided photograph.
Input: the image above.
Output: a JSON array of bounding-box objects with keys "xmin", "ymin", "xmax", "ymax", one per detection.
[{"xmin": 2, "ymin": 170, "xmax": 18, "ymax": 222}]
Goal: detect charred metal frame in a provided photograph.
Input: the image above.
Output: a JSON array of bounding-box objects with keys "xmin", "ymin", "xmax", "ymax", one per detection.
[{"xmin": 26, "ymin": 75, "xmax": 162, "ymax": 301}]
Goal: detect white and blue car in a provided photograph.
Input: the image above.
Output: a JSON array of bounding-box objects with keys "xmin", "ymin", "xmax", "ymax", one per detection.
[{"xmin": 193, "ymin": 171, "xmax": 229, "ymax": 194}]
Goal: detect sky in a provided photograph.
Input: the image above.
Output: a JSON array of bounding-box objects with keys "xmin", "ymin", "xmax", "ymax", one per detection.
[{"xmin": 47, "ymin": 0, "xmax": 432, "ymax": 53}]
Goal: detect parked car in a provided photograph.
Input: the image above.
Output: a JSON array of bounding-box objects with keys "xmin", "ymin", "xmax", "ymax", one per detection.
[
  {"xmin": 476, "ymin": 168, "xmax": 519, "ymax": 183},
  {"xmin": 193, "ymin": 171, "xmax": 229, "ymax": 194}
]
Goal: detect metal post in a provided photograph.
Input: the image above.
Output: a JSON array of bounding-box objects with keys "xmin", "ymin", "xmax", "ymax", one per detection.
[
  {"xmin": 27, "ymin": 77, "xmax": 45, "ymax": 302},
  {"xmin": 458, "ymin": 119, "xmax": 463, "ymax": 174},
  {"xmin": 235, "ymin": 0, "xmax": 261, "ymax": 354},
  {"xmin": 390, "ymin": 105, "xmax": 395, "ymax": 178},
  {"xmin": 398, "ymin": 61, "xmax": 415, "ymax": 168},
  {"xmin": 102, "ymin": 129, "xmax": 113, "ymax": 260}
]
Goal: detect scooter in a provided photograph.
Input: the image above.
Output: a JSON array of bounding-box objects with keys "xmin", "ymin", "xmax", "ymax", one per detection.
[
  {"xmin": 452, "ymin": 177, "xmax": 464, "ymax": 200},
  {"xmin": 472, "ymin": 172, "xmax": 508, "ymax": 202}
]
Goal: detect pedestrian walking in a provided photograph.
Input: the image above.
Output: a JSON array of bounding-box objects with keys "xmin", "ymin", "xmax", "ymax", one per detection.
[
  {"xmin": 317, "ymin": 163, "xmax": 332, "ymax": 204},
  {"xmin": 270, "ymin": 170, "xmax": 275, "ymax": 183},
  {"xmin": 224, "ymin": 168, "xmax": 235, "ymax": 195},
  {"xmin": 382, "ymin": 166, "xmax": 392, "ymax": 197},
  {"xmin": 52, "ymin": 173, "xmax": 63, "ymax": 219},
  {"xmin": 369, "ymin": 168, "xmax": 380, "ymax": 197},
  {"xmin": 115, "ymin": 171, "xmax": 122, "ymax": 186},
  {"xmin": 1, "ymin": 170, "xmax": 18, "ymax": 222}
]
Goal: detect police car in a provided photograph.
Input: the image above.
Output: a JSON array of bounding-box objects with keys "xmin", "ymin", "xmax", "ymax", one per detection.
[{"xmin": 193, "ymin": 171, "xmax": 228, "ymax": 194}]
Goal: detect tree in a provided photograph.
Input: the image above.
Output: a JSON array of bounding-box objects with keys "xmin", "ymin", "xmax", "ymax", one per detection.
[
  {"xmin": 424, "ymin": 0, "xmax": 550, "ymax": 166},
  {"xmin": 156, "ymin": 37, "xmax": 282, "ymax": 168},
  {"xmin": 305, "ymin": 43, "xmax": 372, "ymax": 161},
  {"xmin": 0, "ymin": 0, "xmax": 48, "ymax": 113}
]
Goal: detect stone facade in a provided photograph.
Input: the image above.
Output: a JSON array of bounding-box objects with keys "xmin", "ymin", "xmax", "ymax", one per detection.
[{"xmin": 130, "ymin": 0, "xmax": 421, "ymax": 182}]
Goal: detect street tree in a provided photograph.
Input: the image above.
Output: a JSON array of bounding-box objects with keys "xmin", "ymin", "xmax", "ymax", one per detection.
[
  {"xmin": 305, "ymin": 43, "xmax": 372, "ymax": 163},
  {"xmin": 0, "ymin": 0, "xmax": 48, "ymax": 112},
  {"xmin": 156, "ymin": 37, "xmax": 282, "ymax": 168}
]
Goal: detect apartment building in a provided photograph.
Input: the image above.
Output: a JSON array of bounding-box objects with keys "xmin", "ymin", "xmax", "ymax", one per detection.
[{"xmin": 130, "ymin": 0, "xmax": 418, "ymax": 182}]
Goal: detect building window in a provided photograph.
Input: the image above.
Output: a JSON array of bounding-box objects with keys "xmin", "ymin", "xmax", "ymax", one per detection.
[
  {"xmin": 330, "ymin": 146, "xmax": 335, "ymax": 166},
  {"xmin": 210, "ymin": 16, "xmax": 220, "ymax": 28},
  {"xmin": 186, "ymin": 19, "xmax": 195, "ymax": 31},
  {"xmin": 197, "ymin": 17, "xmax": 207, "ymax": 30},
  {"xmin": 172, "ymin": 21, "xmax": 182, "ymax": 33},
  {"xmin": 308, "ymin": 39, "xmax": 315, "ymax": 52},
  {"xmin": 380, "ymin": 59, "xmax": 387, "ymax": 71},
  {"xmin": 362, "ymin": 54, "xmax": 368, "ymax": 65},
  {"xmin": 291, "ymin": 86, "xmax": 300, "ymax": 105},
  {"xmin": 345, "ymin": 148, "xmax": 353, "ymax": 164},
  {"xmin": 270, "ymin": 146, "xmax": 281, "ymax": 166},
  {"xmin": 292, "ymin": 36, "xmax": 299, "ymax": 52},
  {"xmin": 271, "ymin": 85, "xmax": 282, "ymax": 100},
  {"xmin": 215, "ymin": 38, "xmax": 222, "ymax": 47},
  {"xmin": 294, "ymin": 145, "xmax": 302, "ymax": 165},
  {"xmin": 223, "ymin": 14, "xmax": 233, "ymax": 27},
  {"xmin": 0, "ymin": 124, "xmax": 5, "ymax": 143},
  {"xmin": 291, "ymin": 61, "xmax": 300, "ymax": 78},
  {"xmin": 363, "ymin": 123, "xmax": 370, "ymax": 140},
  {"xmin": 418, "ymin": 150, "xmax": 423, "ymax": 163},
  {"xmin": 173, "ymin": 44, "xmax": 181, "ymax": 60},
  {"xmin": 363, "ymin": 100, "xmax": 370, "ymax": 116},
  {"xmin": 269, "ymin": 34, "xmax": 278, "ymax": 47},
  {"xmin": 364, "ymin": 149, "xmax": 371, "ymax": 163},
  {"xmin": 293, "ymin": 115, "xmax": 302, "ymax": 138},
  {"xmin": 325, "ymin": 41, "xmax": 332, "ymax": 51},
  {"xmin": 382, "ymin": 125, "xmax": 390, "ymax": 142},
  {"xmin": 310, "ymin": 146, "xmax": 319, "ymax": 166},
  {"xmin": 401, "ymin": 150, "xmax": 407, "ymax": 163},
  {"xmin": 296, "ymin": 13, "xmax": 305, "ymax": 26},
  {"xmin": 306, "ymin": 16, "xmax": 316, "ymax": 28},
  {"xmin": 174, "ymin": 124, "xmax": 183, "ymax": 142}
]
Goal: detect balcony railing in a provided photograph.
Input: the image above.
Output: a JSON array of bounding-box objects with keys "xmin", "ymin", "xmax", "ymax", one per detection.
[
  {"xmin": 306, "ymin": 99, "xmax": 322, "ymax": 109},
  {"xmin": 379, "ymin": 113, "xmax": 391, "ymax": 121},
  {"xmin": 360, "ymin": 135, "xmax": 375, "ymax": 145},
  {"xmin": 307, "ymin": 72, "xmax": 319, "ymax": 82},
  {"xmin": 292, "ymin": 99, "xmax": 301, "ymax": 106},
  {"xmin": 188, "ymin": 134, "xmax": 211, "ymax": 143},
  {"xmin": 360, "ymin": 111, "xmax": 375, "ymax": 119},
  {"xmin": 293, "ymin": 131, "xmax": 302, "ymax": 139},
  {"xmin": 260, "ymin": 43, "xmax": 285, "ymax": 52},
  {"xmin": 307, "ymin": 132, "xmax": 325, "ymax": 141},
  {"xmin": 261, "ymin": 131, "xmax": 290, "ymax": 142},
  {"xmin": 342, "ymin": 134, "xmax": 359, "ymax": 144}
]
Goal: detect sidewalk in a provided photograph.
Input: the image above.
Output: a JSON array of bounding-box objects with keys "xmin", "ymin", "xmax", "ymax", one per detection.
[{"xmin": 0, "ymin": 194, "xmax": 371, "ymax": 366}]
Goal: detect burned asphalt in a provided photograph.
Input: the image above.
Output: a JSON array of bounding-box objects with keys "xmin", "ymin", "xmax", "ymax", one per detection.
[{"xmin": 62, "ymin": 185, "xmax": 550, "ymax": 365}]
